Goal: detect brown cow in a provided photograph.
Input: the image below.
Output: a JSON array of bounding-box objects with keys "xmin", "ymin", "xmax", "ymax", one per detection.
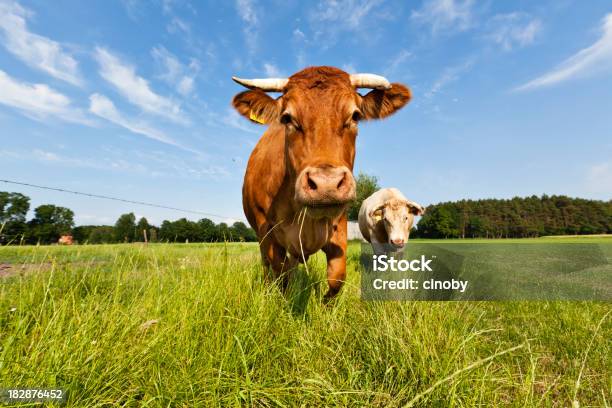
[
  {"xmin": 232, "ymin": 66, "xmax": 412, "ymax": 299},
  {"xmin": 58, "ymin": 235, "xmax": 73, "ymax": 245}
]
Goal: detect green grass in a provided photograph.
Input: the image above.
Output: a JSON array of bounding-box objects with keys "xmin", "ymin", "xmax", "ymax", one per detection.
[{"xmin": 0, "ymin": 241, "xmax": 610, "ymax": 407}]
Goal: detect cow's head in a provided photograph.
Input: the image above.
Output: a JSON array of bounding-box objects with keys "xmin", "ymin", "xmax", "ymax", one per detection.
[
  {"xmin": 371, "ymin": 199, "xmax": 425, "ymax": 249},
  {"xmin": 232, "ymin": 66, "xmax": 412, "ymax": 218}
]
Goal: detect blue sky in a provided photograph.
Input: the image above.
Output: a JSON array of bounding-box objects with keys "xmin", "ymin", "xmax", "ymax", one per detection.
[{"xmin": 0, "ymin": 0, "xmax": 611, "ymax": 226}]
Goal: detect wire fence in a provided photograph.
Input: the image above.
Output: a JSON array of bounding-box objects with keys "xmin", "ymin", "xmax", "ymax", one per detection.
[{"xmin": 0, "ymin": 179, "xmax": 239, "ymax": 221}]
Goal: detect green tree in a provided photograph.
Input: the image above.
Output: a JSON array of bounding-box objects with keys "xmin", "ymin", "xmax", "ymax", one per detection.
[
  {"xmin": 230, "ymin": 221, "xmax": 257, "ymax": 242},
  {"xmin": 114, "ymin": 213, "xmax": 136, "ymax": 242},
  {"xmin": 148, "ymin": 227, "xmax": 159, "ymax": 243},
  {"xmin": 72, "ymin": 225, "xmax": 97, "ymax": 243},
  {"xmin": 136, "ymin": 217, "xmax": 151, "ymax": 242},
  {"xmin": 159, "ymin": 220, "xmax": 175, "ymax": 242},
  {"xmin": 217, "ymin": 222, "xmax": 231, "ymax": 241},
  {"xmin": 27, "ymin": 204, "xmax": 74, "ymax": 244},
  {"xmin": 416, "ymin": 195, "xmax": 611, "ymax": 238},
  {"xmin": 197, "ymin": 218, "xmax": 217, "ymax": 241},
  {"xmin": 0, "ymin": 192, "xmax": 30, "ymax": 243},
  {"xmin": 159, "ymin": 218, "xmax": 199, "ymax": 242},
  {"xmin": 88, "ymin": 226, "xmax": 116, "ymax": 244},
  {"xmin": 347, "ymin": 173, "xmax": 380, "ymax": 220}
]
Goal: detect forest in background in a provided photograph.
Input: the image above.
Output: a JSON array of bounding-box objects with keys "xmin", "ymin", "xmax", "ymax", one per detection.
[
  {"xmin": 0, "ymin": 191, "xmax": 256, "ymax": 244},
  {"xmin": 414, "ymin": 195, "xmax": 611, "ymax": 238},
  {"xmin": 1, "ymin": 187, "xmax": 610, "ymax": 244}
]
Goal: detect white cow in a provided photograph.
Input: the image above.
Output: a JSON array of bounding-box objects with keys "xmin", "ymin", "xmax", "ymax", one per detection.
[{"xmin": 358, "ymin": 188, "xmax": 425, "ymax": 253}]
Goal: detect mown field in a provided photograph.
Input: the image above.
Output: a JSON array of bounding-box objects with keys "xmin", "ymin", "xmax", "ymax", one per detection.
[{"xmin": 0, "ymin": 238, "xmax": 610, "ymax": 407}]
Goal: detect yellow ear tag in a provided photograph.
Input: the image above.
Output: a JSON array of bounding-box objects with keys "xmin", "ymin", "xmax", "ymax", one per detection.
[
  {"xmin": 249, "ymin": 111, "xmax": 265, "ymax": 124},
  {"xmin": 373, "ymin": 213, "xmax": 382, "ymax": 222}
]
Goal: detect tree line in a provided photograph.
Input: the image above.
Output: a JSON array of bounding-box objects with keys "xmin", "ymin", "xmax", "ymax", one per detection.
[
  {"xmin": 414, "ymin": 195, "xmax": 611, "ymax": 238},
  {"xmin": 2, "ymin": 189, "xmax": 610, "ymax": 244},
  {"xmin": 0, "ymin": 191, "xmax": 257, "ymax": 244}
]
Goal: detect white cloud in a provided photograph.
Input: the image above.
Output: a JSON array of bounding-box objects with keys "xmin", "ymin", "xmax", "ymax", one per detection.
[
  {"xmin": 293, "ymin": 28, "xmax": 306, "ymax": 41},
  {"xmin": 487, "ymin": 13, "xmax": 541, "ymax": 51},
  {"xmin": 235, "ymin": 0, "xmax": 258, "ymax": 53},
  {"xmin": 385, "ymin": 49, "xmax": 412, "ymax": 75},
  {"xmin": 89, "ymin": 93, "xmax": 184, "ymax": 149},
  {"xmin": 263, "ymin": 63, "xmax": 284, "ymax": 77},
  {"xmin": 425, "ymin": 59, "xmax": 474, "ymax": 99},
  {"xmin": 120, "ymin": 0, "xmax": 145, "ymax": 21},
  {"xmin": 307, "ymin": 1, "xmax": 385, "ymax": 48},
  {"xmin": 0, "ymin": 70, "xmax": 88, "ymax": 123},
  {"xmin": 134, "ymin": 150, "xmax": 230, "ymax": 179},
  {"xmin": 152, "ymin": 46, "xmax": 182, "ymax": 82},
  {"xmin": 0, "ymin": 1, "xmax": 82, "ymax": 85},
  {"xmin": 216, "ymin": 108, "xmax": 260, "ymax": 135},
  {"xmin": 151, "ymin": 45, "xmax": 198, "ymax": 96},
  {"xmin": 515, "ymin": 13, "xmax": 612, "ymax": 92},
  {"xmin": 177, "ymin": 76, "xmax": 194, "ymax": 95},
  {"xmin": 3, "ymin": 147, "xmax": 227, "ymax": 182},
  {"xmin": 31, "ymin": 149, "xmax": 152, "ymax": 175},
  {"xmin": 94, "ymin": 47, "xmax": 186, "ymax": 123},
  {"xmin": 312, "ymin": 0, "xmax": 382, "ymax": 30},
  {"xmin": 235, "ymin": 0, "xmax": 257, "ymax": 25},
  {"xmin": 411, "ymin": 0, "xmax": 474, "ymax": 34},
  {"xmin": 1, "ymin": 147, "xmax": 145, "ymax": 173},
  {"xmin": 167, "ymin": 16, "xmax": 190, "ymax": 34}
]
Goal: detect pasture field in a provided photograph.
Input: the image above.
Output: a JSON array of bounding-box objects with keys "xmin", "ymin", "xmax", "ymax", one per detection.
[{"xmin": 0, "ymin": 238, "xmax": 610, "ymax": 407}]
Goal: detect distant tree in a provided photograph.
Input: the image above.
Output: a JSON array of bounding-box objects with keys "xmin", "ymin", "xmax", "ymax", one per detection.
[
  {"xmin": 72, "ymin": 225, "xmax": 98, "ymax": 243},
  {"xmin": 417, "ymin": 205, "xmax": 459, "ymax": 238},
  {"xmin": 136, "ymin": 217, "xmax": 151, "ymax": 242},
  {"xmin": 466, "ymin": 216, "xmax": 488, "ymax": 238},
  {"xmin": 148, "ymin": 227, "xmax": 158, "ymax": 243},
  {"xmin": 159, "ymin": 220, "xmax": 174, "ymax": 242},
  {"xmin": 0, "ymin": 192, "xmax": 30, "ymax": 244},
  {"xmin": 159, "ymin": 218, "xmax": 199, "ymax": 242},
  {"xmin": 27, "ymin": 204, "xmax": 74, "ymax": 244},
  {"xmin": 114, "ymin": 213, "xmax": 136, "ymax": 242},
  {"xmin": 88, "ymin": 226, "xmax": 116, "ymax": 244},
  {"xmin": 230, "ymin": 221, "xmax": 257, "ymax": 242},
  {"xmin": 347, "ymin": 173, "xmax": 380, "ymax": 220},
  {"xmin": 197, "ymin": 218, "xmax": 217, "ymax": 241},
  {"xmin": 217, "ymin": 222, "xmax": 231, "ymax": 241},
  {"xmin": 416, "ymin": 195, "xmax": 611, "ymax": 239}
]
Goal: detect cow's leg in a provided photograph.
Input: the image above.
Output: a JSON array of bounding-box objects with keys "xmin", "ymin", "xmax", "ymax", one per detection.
[
  {"xmin": 258, "ymin": 239, "xmax": 273, "ymax": 283},
  {"xmin": 261, "ymin": 237, "xmax": 296, "ymax": 291},
  {"xmin": 270, "ymin": 242, "xmax": 298, "ymax": 291},
  {"xmin": 322, "ymin": 215, "xmax": 348, "ymax": 300},
  {"xmin": 257, "ymin": 223, "xmax": 275, "ymax": 283}
]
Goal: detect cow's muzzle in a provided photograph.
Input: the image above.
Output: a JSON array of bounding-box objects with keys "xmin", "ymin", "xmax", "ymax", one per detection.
[{"xmin": 295, "ymin": 165, "xmax": 356, "ymax": 217}]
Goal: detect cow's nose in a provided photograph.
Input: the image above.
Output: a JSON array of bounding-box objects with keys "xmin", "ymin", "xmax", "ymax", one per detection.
[
  {"xmin": 306, "ymin": 169, "xmax": 346, "ymax": 192},
  {"xmin": 296, "ymin": 165, "xmax": 356, "ymax": 205},
  {"xmin": 391, "ymin": 238, "xmax": 405, "ymax": 246}
]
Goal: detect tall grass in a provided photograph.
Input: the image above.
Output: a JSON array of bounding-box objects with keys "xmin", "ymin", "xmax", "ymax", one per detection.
[{"xmin": 0, "ymin": 242, "xmax": 609, "ymax": 406}]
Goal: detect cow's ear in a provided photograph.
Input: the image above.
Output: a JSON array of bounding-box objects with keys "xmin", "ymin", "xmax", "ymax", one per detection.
[
  {"xmin": 359, "ymin": 83, "xmax": 412, "ymax": 120},
  {"xmin": 405, "ymin": 201, "xmax": 425, "ymax": 216},
  {"xmin": 370, "ymin": 206, "xmax": 385, "ymax": 222},
  {"xmin": 232, "ymin": 90, "xmax": 280, "ymax": 125}
]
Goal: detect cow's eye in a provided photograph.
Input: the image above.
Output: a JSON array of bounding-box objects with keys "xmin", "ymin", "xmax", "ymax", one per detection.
[
  {"xmin": 280, "ymin": 112, "xmax": 292, "ymax": 125},
  {"xmin": 281, "ymin": 112, "xmax": 301, "ymax": 131},
  {"xmin": 352, "ymin": 110, "xmax": 363, "ymax": 122}
]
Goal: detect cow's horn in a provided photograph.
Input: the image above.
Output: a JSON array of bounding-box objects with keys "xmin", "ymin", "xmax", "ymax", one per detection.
[
  {"xmin": 350, "ymin": 73, "xmax": 391, "ymax": 90},
  {"xmin": 232, "ymin": 76, "xmax": 288, "ymax": 91}
]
